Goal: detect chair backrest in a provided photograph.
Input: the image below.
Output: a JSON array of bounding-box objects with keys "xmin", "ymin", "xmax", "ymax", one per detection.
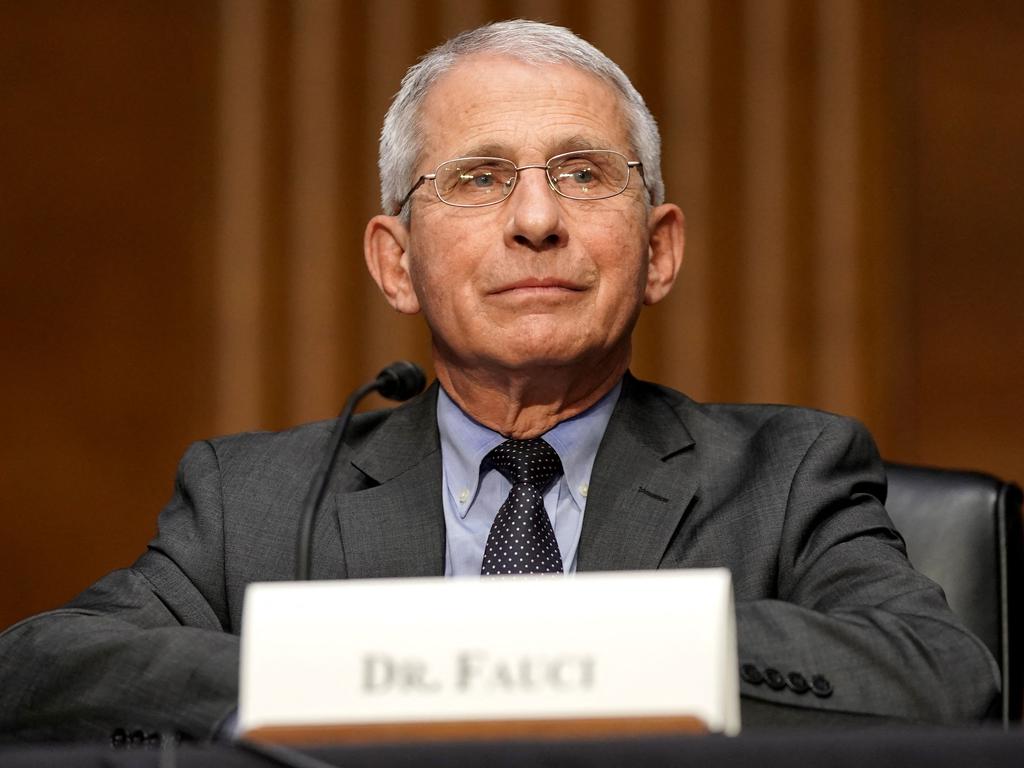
[{"xmin": 884, "ymin": 462, "xmax": 1022, "ymax": 725}]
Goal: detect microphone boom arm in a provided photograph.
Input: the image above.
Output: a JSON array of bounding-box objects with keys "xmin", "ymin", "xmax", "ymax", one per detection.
[{"xmin": 294, "ymin": 362, "xmax": 426, "ymax": 581}]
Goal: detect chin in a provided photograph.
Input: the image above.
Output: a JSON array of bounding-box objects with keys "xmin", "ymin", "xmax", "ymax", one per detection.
[{"xmin": 488, "ymin": 346, "xmax": 595, "ymax": 373}]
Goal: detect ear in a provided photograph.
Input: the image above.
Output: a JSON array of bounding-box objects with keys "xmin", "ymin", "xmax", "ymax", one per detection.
[
  {"xmin": 643, "ymin": 203, "xmax": 685, "ymax": 306},
  {"xmin": 364, "ymin": 215, "xmax": 421, "ymax": 314}
]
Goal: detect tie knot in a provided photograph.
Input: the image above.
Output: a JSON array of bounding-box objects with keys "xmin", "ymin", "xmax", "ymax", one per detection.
[{"xmin": 485, "ymin": 438, "xmax": 562, "ymax": 490}]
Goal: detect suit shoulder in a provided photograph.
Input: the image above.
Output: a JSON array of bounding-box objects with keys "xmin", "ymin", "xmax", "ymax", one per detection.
[
  {"xmin": 191, "ymin": 407, "xmax": 396, "ymax": 480},
  {"xmin": 701, "ymin": 401, "xmax": 867, "ymax": 438},
  {"xmin": 627, "ymin": 376, "xmax": 870, "ymax": 444},
  {"xmin": 192, "ymin": 420, "xmax": 323, "ymax": 481}
]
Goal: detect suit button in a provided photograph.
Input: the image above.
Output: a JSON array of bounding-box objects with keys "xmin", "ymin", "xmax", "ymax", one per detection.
[
  {"xmin": 811, "ymin": 674, "xmax": 834, "ymax": 698},
  {"xmin": 740, "ymin": 663, "xmax": 764, "ymax": 685},
  {"xmin": 763, "ymin": 668, "xmax": 786, "ymax": 690},
  {"xmin": 786, "ymin": 672, "xmax": 810, "ymax": 694},
  {"xmin": 110, "ymin": 728, "xmax": 127, "ymax": 748}
]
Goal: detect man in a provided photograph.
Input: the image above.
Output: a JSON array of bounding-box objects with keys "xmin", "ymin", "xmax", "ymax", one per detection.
[{"xmin": 0, "ymin": 21, "xmax": 998, "ymax": 741}]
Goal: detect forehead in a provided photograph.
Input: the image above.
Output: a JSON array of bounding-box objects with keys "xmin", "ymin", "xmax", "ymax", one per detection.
[{"xmin": 417, "ymin": 54, "xmax": 630, "ymax": 164}]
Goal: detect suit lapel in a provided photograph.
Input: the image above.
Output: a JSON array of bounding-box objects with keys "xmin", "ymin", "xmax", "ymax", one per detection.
[
  {"xmin": 578, "ymin": 375, "xmax": 699, "ymax": 572},
  {"xmin": 331, "ymin": 384, "xmax": 446, "ymax": 579}
]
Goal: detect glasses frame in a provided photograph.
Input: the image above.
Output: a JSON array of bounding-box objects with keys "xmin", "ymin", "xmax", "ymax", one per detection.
[{"xmin": 399, "ymin": 149, "xmax": 647, "ymax": 211}]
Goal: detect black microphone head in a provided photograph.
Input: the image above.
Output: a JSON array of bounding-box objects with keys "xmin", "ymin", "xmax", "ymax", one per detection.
[{"xmin": 375, "ymin": 361, "xmax": 427, "ymax": 401}]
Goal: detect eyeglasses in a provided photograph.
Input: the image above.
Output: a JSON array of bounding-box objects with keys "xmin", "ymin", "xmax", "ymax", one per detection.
[{"xmin": 399, "ymin": 149, "xmax": 646, "ymax": 210}]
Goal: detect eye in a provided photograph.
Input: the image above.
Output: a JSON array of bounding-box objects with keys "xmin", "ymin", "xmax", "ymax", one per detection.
[
  {"xmin": 461, "ymin": 171, "xmax": 496, "ymax": 188},
  {"xmin": 553, "ymin": 156, "xmax": 605, "ymax": 187},
  {"xmin": 436, "ymin": 158, "xmax": 516, "ymax": 204},
  {"xmin": 570, "ymin": 167, "xmax": 594, "ymax": 184}
]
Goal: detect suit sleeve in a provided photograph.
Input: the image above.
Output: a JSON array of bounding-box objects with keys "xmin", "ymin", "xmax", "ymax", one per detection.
[
  {"xmin": 0, "ymin": 440, "xmax": 239, "ymax": 742},
  {"xmin": 735, "ymin": 416, "xmax": 1000, "ymax": 724}
]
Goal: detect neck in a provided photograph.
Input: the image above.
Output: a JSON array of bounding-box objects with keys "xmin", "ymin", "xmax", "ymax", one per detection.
[{"xmin": 435, "ymin": 350, "xmax": 629, "ymax": 439}]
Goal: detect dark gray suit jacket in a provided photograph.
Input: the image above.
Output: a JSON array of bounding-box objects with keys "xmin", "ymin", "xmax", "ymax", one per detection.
[{"xmin": 0, "ymin": 376, "xmax": 999, "ymax": 740}]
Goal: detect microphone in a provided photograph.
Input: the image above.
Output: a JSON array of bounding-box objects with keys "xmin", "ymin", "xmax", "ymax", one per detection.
[
  {"xmin": 295, "ymin": 361, "xmax": 427, "ymax": 580},
  {"xmin": 374, "ymin": 360, "xmax": 427, "ymax": 401}
]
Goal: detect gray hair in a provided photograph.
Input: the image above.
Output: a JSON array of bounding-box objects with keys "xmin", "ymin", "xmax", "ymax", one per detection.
[{"xmin": 378, "ymin": 19, "xmax": 665, "ymax": 218}]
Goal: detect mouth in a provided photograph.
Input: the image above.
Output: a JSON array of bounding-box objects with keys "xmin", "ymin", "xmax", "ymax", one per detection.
[{"xmin": 489, "ymin": 278, "xmax": 586, "ymax": 296}]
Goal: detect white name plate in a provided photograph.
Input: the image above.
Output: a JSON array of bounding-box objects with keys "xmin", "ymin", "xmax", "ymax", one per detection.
[{"xmin": 239, "ymin": 569, "xmax": 739, "ymax": 740}]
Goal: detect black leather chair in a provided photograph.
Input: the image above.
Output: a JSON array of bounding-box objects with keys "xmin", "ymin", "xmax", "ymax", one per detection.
[{"xmin": 884, "ymin": 462, "xmax": 1023, "ymax": 725}]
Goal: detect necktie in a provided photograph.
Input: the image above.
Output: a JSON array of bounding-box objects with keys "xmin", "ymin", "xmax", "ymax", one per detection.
[{"xmin": 481, "ymin": 438, "xmax": 564, "ymax": 575}]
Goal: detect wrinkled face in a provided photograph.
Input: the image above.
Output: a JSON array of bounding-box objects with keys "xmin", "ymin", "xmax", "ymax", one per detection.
[{"xmin": 385, "ymin": 56, "xmax": 673, "ymax": 379}]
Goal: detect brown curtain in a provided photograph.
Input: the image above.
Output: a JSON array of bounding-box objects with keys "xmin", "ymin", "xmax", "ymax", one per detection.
[{"xmin": 1, "ymin": 0, "xmax": 1022, "ymax": 626}]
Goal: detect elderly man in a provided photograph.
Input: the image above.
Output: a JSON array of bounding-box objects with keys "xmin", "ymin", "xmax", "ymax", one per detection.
[{"xmin": 0, "ymin": 20, "xmax": 998, "ymax": 741}]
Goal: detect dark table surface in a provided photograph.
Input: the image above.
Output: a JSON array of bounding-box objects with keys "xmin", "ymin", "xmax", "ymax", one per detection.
[{"xmin": 3, "ymin": 728, "xmax": 1024, "ymax": 768}]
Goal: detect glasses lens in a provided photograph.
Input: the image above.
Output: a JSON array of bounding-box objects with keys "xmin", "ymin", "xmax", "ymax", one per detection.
[
  {"xmin": 549, "ymin": 151, "xmax": 630, "ymax": 200},
  {"xmin": 434, "ymin": 158, "xmax": 517, "ymax": 206}
]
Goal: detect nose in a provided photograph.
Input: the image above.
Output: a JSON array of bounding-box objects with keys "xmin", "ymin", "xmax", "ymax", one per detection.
[{"xmin": 503, "ymin": 166, "xmax": 568, "ymax": 252}]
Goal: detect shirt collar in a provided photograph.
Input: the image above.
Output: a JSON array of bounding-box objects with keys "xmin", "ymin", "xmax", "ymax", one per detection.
[{"xmin": 437, "ymin": 380, "xmax": 622, "ymax": 519}]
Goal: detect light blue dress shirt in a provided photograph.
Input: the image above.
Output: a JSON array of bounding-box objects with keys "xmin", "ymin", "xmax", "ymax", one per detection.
[{"xmin": 437, "ymin": 381, "xmax": 621, "ymax": 576}]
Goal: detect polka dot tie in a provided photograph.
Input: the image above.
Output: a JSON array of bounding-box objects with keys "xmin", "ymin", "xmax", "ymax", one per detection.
[{"xmin": 480, "ymin": 438, "xmax": 564, "ymax": 576}]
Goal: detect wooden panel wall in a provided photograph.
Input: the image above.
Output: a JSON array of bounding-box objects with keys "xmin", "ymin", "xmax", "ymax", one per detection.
[
  {"xmin": 2, "ymin": 0, "xmax": 1021, "ymax": 627},
  {"xmin": 1, "ymin": 2, "xmax": 220, "ymax": 626}
]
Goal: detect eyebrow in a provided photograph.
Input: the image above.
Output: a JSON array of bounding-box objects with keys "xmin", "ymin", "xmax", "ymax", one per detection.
[
  {"xmin": 557, "ymin": 135, "xmax": 605, "ymax": 153},
  {"xmin": 452, "ymin": 134, "xmax": 611, "ymax": 161}
]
